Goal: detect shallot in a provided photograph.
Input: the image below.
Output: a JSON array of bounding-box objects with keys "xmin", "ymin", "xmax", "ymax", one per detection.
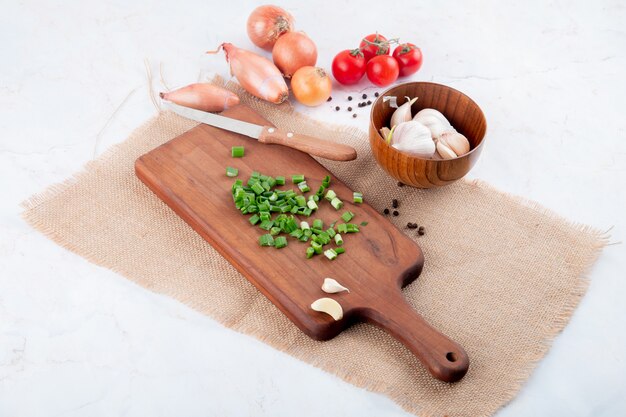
[
  {"xmin": 246, "ymin": 5, "xmax": 295, "ymax": 51},
  {"xmin": 209, "ymin": 43, "xmax": 289, "ymax": 104},
  {"xmin": 159, "ymin": 83, "xmax": 239, "ymax": 112}
]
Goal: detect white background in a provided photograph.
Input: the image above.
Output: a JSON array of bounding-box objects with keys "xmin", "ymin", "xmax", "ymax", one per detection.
[{"xmin": 1, "ymin": 0, "xmax": 625, "ymax": 416}]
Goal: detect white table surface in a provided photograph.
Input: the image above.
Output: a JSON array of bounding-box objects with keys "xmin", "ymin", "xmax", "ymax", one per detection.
[{"xmin": 1, "ymin": 0, "xmax": 625, "ymax": 416}]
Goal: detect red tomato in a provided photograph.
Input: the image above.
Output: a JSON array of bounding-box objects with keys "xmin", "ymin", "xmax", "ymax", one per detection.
[
  {"xmin": 331, "ymin": 49, "xmax": 367, "ymax": 85},
  {"xmin": 393, "ymin": 43, "xmax": 423, "ymax": 77},
  {"xmin": 359, "ymin": 33, "xmax": 389, "ymax": 61},
  {"xmin": 366, "ymin": 55, "xmax": 399, "ymax": 87}
]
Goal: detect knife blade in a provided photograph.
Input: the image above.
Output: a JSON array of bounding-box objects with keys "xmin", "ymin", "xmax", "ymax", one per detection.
[{"xmin": 164, "ymin": 102, "xmax": 357, "ymax": 161}]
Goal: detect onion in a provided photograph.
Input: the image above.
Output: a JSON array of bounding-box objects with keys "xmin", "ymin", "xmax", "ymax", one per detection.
[
  {"xmin": 246, "ymin": 5, "xmax": 295, "ymax": 51},
  {"xmin": 291, "ymin": 66, "xmax": 332, "ymax": 107},
  {"xmin": 159, "ymin": 83, "xmax": 239, "ymax": 112},
  {"xmin": 272, "ymin": 31, "xmax": 317, "ymax": 78},
  {"xmin": 209, "ymin": 43, "xmax": 289, "ymax": 104}
]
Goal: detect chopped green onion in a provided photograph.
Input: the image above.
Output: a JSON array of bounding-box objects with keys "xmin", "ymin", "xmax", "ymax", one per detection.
[
  {"xmin": 226, "ymin": 166, "xmax": 239, "ymax": 177},
  {"xmin": 300, "ymin": 221, "xmax": 310, "ymax": 230},
  {"xmin": 322, "ymin": 175, "xmax": 331, "ymax": 187},
  {"xmin": 307, "ymin": 199, "xmax": 318, "ymax": 210},
  {"xmin": 315, "ymin": 185, "xmax": 326, "ymax": 197},
  {"xmin": 251, "ymin": 182, "xmax": 265, "ymax": 195},
  {"xmin": 270, "ymin": 226, "xmax": 281, "ymax": 236},
  {"xmin": 259, "ymin": 220, "xmax": 274, "ymax": 230},
  {"xmin": 310, "ymin": 194, "xmax": 319, "ymax": 202},
  {"xmin": 346, "ymin": 223, "xmax": 360, "ymax": 233},
  {"xmin": 251, "ymin": 171, "xmax": 260, "ymax": 178},
  {"xmin": 249, "ymin": 214, "xmax": 260, "ymax": 225},
  {"xmin": 334, "ymin": 247, "xmax": 345, "ymax": 255},
  {"xmin": 317, "ymin": 232, "xmax": 331, "ymax": 245},
  {"xmin": 337, "ymin": 223, "xmax": 347, "ymax": 234},
  {"xmin": 312, "ymin": 219, "xmax": 323, "ymax": 229},
  {"xmin": 325, "ymin": 189, "xmax": 337, "ymax": 201},
  {"xmin": 298, "ymin": 181, "xmax": 310, "ymax": 193},
  {"xmin": 360, "ymin": 221, "xmax": 368, "ymax": 226},
  {"xmin": 274, "ymin": 236, "xmax": 288, "ymax": 249},
  {"xmin": 334, "ymin": 233, "xmax": 343, "ymax": 246},
  {"xmin": 295, "ymin": 195, "xmax": 306, "ymax": 207},
  {"xmin": 324, "ymin": 249, "xmax": 338, "ymax": 260},
  {"xmin": 231, "ymin": 146, "xmax": 245, "ymax": 158},
  {"xmin": 353, "ymin": 192, "xmax": 363, "ymax": 203},
  {"xmin": 299, "ymin": 234, "xmax": 309, "ymax": 242},
  {"xmin": 306, "ymin": 247, "xmax": 315, "ymax": 258},
  {"xmin": 311, "ymin": 241, "xmax": 323, "ymax": 254},
  {"xmin": 292, "ymin": 174, "xmax": 305, "ymax": 184},
  {"xmin": 341, "ymin": 211, "xmax": 354, "ymax": 222},
  {"xmin": 259, "ymin": 234, "xmax": 274, "ymax": 247},
  {"xmin": 331, "ymin": 197, "xmax": 344, "ymax": 210},
  {"xmin": 303, "ymin": 208, "xmax": 313, "ymax": 216},
  {"xmin": 275, "ymin": 176, "xmax": 285, "ymax": 185},
  {"xmin": 290, "ymin": 229, "xmax": 304, "ymax": 239},
  {"xmin": 326, "ymin": 227, "xmax": 336, "ymax": 238},
  {"xmin": 304, "ymin": 229, "xmax": 313, "ymax": 237}
]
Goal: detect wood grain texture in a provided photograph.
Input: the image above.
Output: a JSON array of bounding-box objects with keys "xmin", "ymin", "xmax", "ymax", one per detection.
[
  {"xmin": 258, "ymin": 126, "xmax": 357, "ymax": 161},
  {"xmin": 135, "ymin": 105, "xmax": 469, "ymax": 382},
  {"xmin": 369, "ymin": 82, "xmax": 487, "ymax": 188}
]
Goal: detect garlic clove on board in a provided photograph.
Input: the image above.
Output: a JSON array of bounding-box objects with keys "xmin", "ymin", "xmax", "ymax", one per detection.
[
  {"xmin": 321, "ymin": 278, "xmax": 350, "ymax": 294},
  {"xmin": 311, "ymin": 297, "xmax": 343, "ymax": 321},
  {"xmin": 390, "ymin": 97, "xmax": 418, "ymax": 128},
  {"xmin": 413, "ymin": 113, "xmax": 454, "ymax": 139},
  {"xmin": 390, "ymin": 121, "xmax": 436, "ymax": 158}
]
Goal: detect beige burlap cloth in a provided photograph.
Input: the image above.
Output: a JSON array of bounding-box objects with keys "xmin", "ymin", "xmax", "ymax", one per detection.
[{"xmin": 22, "ymin": 79, "xmax": 607, "ymax": 417}]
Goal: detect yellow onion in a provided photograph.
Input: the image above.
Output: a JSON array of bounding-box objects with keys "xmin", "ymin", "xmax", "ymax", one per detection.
[
  {"xmin": 272, "ymin": 31, "xmax": 317, "ymax": 78},
  {"xmin": 246, "ymin": 5, "xmax": 295, "ymax": 51}
]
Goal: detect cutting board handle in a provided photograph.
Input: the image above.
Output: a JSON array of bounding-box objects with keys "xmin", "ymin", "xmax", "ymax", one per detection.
[{"xmin": 360, "ymin": 292, "xmax": 469, "ymax": 382}]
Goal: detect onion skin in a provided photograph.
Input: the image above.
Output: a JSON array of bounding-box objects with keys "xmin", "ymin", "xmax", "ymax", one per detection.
[
  {"xmin": 218, "ymin": 43, "xmax": 289, "ymax": 104},
  {"xmin": 272, "ymin": 31, "xmax": 317, "ymax": 78},
  {"xmin": 159, "ymin": 83, "xmax": 239, "ymax": 112},
  {"xmin": 246, "ymin": 5, "xmax": 295, "ymax": 51}
]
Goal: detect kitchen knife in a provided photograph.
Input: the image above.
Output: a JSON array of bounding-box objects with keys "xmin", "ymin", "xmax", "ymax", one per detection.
[{"xmin": 165, "ymin": 102, "xmax": 357, "ymax": 161}]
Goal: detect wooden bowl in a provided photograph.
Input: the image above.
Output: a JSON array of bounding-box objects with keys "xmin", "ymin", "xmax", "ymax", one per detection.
[{"xmin": 369, "ymin": 82, "xmax": 487, "ymax": 188}]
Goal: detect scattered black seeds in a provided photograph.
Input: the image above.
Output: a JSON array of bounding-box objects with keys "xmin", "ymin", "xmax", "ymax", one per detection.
[
  {"xmin": 335, "ymin": 106, "xmax": 340, "ymax": 111},
  {"xmin": 362, "ymin": 93, "xmax": 367, "ymax": 99},
  {"xmin": 327, "ymin": 96, "xmax": 332, "ymax": 102},
  {"xmin": 347, "ymin": 107, "xmax": 352, "ymax": 111},
  {"xmin": 392, "ymin": 199, "xmax": 398, "ymax": 208},
  {"xmin": 367, "ymin": 100, "xmax": 372, "ymax": 105},
  {"xmin": 397, "ymin": 181, "xmax": 404, "ymax": 187},
  {"xmin": 352, "ymin": 113, "xmax": 357, "ymax": 118},
  {"xmin": 374, "ymin": 92, "xmax": 379, "ymax": 97},
  {"xmin": 407, "ymin": 222, "xmax": 418, "ymax": 229},
  {"xmin": 418, "ymin": 226, "xmax": 425, "ymax": 235},
  {"xmin": 347, "ymin": 96, "xmax": 353, "ymax": 101},
  {"xmin": 383, "ymin": 208, "xmax": 390, "ymax": 215},
  {"xmin": 392, "ymin": 210, "xmax": 399, "ymax": 216}
]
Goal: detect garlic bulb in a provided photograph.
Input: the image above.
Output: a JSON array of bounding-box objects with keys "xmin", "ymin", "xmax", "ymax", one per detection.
[
  {"xmin": 390, "ymin": 121, "xmax": 436, "ymax": 157},
  {"xmin": 390, "ymin": 97, "xmax": 418, "ymax": 128},
  {"xmin": 413, "ymin": 113, "xmax": 454, "ymax": 139},
  {"xmin": 436, "ymin": 131, "xmax": 471, "ymax": 159},
  {"xmin": 321, "ymin": 278, "xmax": 349, "ymax": 294},
  {"xmin": 311, "ymin": 297, "xmax": 343, "ymax": 321}
]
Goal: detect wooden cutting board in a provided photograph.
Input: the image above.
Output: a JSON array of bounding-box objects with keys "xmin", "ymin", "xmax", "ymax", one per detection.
[{"xmin": 135, "ymin": 105, "xmax": 469, "ymax": 382}]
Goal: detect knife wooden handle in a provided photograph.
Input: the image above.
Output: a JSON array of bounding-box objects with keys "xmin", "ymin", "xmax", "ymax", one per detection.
[{"xmin": 258, "ymin": 126, "xmax": 357, "ymax": 161}]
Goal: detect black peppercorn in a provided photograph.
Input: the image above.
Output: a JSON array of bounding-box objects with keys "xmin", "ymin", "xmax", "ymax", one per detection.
[
  {"xmin": 352, "ymin": 113, "xmax": 357, "ymax": 118},
  {"xmin": 327, "ymin": 96, "xmax": 332, "ymax": 102},
  {"xmin": 383, "ymin": 208, "xmax": 390, "ymax": 215},
  {"xmin": 392, "ymin": 199, "xmax": 398, "ymax": 208},
  {"xmin": 374, "ymin": 92, "xmax": 379, "ymax": 97},
  {"xmin": 418, "ymin": 226, "xmax": 425, "ymax": 236},
  {"xmin": 367, "ymin": 100, "xmax": 372, "ymax": 105},
  {"xmin": 347, "ymin": 107, "xmax": 352, "ymax": 111},
  {"xmin": 335, "ymin": 106, "xmax": 340, "ymax": 111},
  {"xmin": 407, "ymin": 223, "xmax": 418, "ymax": 229},
  {"xmin": 362, "ymin": 93, "xmax": 367, "ymax": 99},
  {"xmin": 347, "ymin": 96, "xmax": 352, "ymax": 101},
  {"xmin": 397, "ymin": 181, "xmax": 404, "ymax": 187},
  {"xmin": 392, "ymin": 210, "xmax": 399, "ymax": 216}
]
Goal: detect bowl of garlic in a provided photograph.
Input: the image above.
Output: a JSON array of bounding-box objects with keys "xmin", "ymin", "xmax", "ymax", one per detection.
[{"xmin": 369, "ymin": 82, "xmax": 487, "ymax": 188}]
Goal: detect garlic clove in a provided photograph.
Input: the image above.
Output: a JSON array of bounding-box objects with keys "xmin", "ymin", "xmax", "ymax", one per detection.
[
  {"xmin": 321, "ymin": 278, "xmax": 350, "ymax": 294},
  {"xmin": 413, "ymin": 114, "xmax": 454, "ymax": 139},
  {"xmin": 414, "ymin": 108, "xmax": 451, "ymax": 126},
  {"xmin": 379, "ymin": 127, "xmax": 391, "ymax": 141},
  {"xmin": 390, "ymin": 97, "xmax": 418, "ymax": 129},
  {"xmin": 436, "ymin": 140, "xmax": 457, "ymax": 159},
  {"xmin": 439, "ymin": 131, "xmax": 470, "ymax": 156},
  {"xmin": 390, "ymin": 121, "xmax": 436, "ymax": 158},
  {"xmin": 311, "ymin": 297, "xmax": 343, "ymax": 321}
]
